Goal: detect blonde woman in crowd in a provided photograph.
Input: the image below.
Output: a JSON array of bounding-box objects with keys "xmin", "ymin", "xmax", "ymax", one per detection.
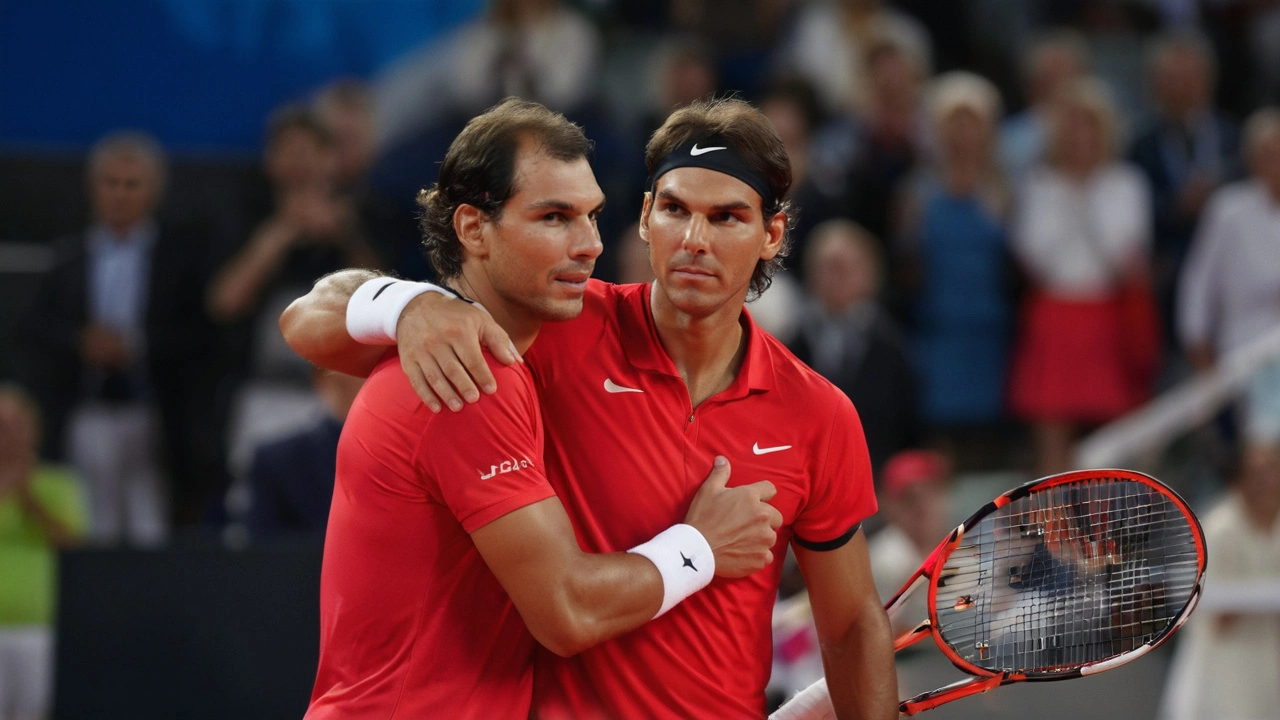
[
  {"xmin": 1008, "ymin": 78, "xmax": 1156, "ymax": 475},
  {"xmin": 896, "ymin": 71, "xmax": 1014, "ymax": 464}
]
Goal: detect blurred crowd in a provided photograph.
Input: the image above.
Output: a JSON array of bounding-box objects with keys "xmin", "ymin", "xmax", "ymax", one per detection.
[{"xmin": 5, "ymin": 0, "xmax": 1280, "ymax": 718}]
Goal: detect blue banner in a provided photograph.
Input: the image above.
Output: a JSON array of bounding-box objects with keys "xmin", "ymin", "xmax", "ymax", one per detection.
[{"xmin": 0, "ymin": 0, "xmax": 483, "ymax": 153}]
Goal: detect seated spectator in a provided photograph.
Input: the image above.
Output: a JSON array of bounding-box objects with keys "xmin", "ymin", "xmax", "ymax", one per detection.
[
  {"xmin": 1159, "ymin": 441, "xmax": 1280, "ymax": 719},
  {"xmin": 1129, "ymin": 32, "xmax": 1240, "ymax": 349},
  {"xmin": 209, "ymin": 106, "xmax": 381, "ymax": 325},
  {"xmin": 867, "ymin": 449, "xmax": 949, "ymax": 636},
  {"xmin": 759, "ymin": 76, "xmax": 849, "ymax": 281},
  {"xmin": 1008, "ymin": 78, "xmax": 1155, "ymax": 476},
  {"xmin": 18, "ymin": 131, "xmax": 226, "ymax": 542},
  {"xmin": 0, "ymin": 384, "xmax": 87, "ymax": 720},
  {"xmin": 779, "ymin": 0, "xmax": 930, "ymax": 117},
  {"xmin": 207, "ymin": 106, "xmax": 381, "ymax": 378},
  {"xmin": 313, "ymin": 79, "xmax": 421, "ymax": 280},
  {"xmin": 1178, "ymin": 108, "xmax": 1280, "ymax": 444},
  {"xmin": 844, "ymin": 31, "xmax": 930, "ymax": 247},
  {"xmin": 897, "ymin": 71, "xmax": 1014, "ymax": 464},
  {"xmin": 640, "ymin": 37, "xmax": 719, "ymax": 144},
  {"xmin": 999, "ymin": 30, "xmax": 1090, "ymax": 183},
  {"xmin": 375, "ymin": 0, "xmax": 601, "ymax": 152},
  {"xmin": 787, "ymin": 220, "xmax": 918, "ymax": 472},
  {"xmin": 246, "ymin": 369, "xmax": 363, "ymax": 542}
]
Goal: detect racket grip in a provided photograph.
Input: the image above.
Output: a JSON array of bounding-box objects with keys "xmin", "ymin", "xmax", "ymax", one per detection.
[
  {"xmin": 899, "ymin": 673, "xmax": 1006, "ymax": 716},
  {"xmin": 769, "ymin": 678, "xmax": 835, "ymax": 720}
]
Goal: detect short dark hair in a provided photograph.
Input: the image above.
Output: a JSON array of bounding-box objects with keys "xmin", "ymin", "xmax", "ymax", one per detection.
[
  {"xmin": 416, "ymin": 98, "xmax": 593, "ymax": 279},
  {"xmin": 644, "ymin": 97, "xmax": 795, "ymax": 300},
  {"xmin": 265, "ymin": 105, "xmax": 333, "ymax": 148}
]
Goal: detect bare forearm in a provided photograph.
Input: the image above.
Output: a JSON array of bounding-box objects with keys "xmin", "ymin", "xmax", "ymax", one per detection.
[
  {"xmin": 279, "ymin": 268, "xmax": 387, "ymax": 377},
  {"xmin": 545, "ymin": 553, "xmax": 664, "ymax": 656},
  {"xmin": 820, "ymin": 605, "xmax": 898, "ymax": 720},
  {"xmin": 208, "ymin": 222, "xmax": 295, "ymax": 322}
]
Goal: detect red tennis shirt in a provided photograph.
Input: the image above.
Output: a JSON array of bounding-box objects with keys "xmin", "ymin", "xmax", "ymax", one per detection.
[
  {"xmin": 527, "ymin": 280, "xmax": 878, "ymax": 719},
  {"xmin": 306, "ymin": 352, "xmax": 556, "ymax": 720}
]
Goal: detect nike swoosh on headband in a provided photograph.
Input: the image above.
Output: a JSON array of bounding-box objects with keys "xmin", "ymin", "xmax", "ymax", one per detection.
[{"xmin": 689, "ymin": 143, "xmax": 727, "ymax": 156}]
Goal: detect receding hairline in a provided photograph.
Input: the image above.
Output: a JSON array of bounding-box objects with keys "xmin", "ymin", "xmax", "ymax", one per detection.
[{"xmin": 501, "ymin": 135, "xmax": 604, "ymax": 214}]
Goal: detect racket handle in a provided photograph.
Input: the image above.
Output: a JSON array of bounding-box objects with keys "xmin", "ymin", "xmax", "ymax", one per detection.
[
  {"xmin": 769, "ymin": 678, "xmax": 835, "ymax": 720},
  {"xmin": 899, "ymin": 674, "xmax": 1006, "ymax": 716}
]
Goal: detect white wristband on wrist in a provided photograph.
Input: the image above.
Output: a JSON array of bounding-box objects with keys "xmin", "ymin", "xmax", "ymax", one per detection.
[
  {"xmin": 627, "ymin": 523, "xmax": 715, "ymax": 618},
  {"xmin": 346, "ymin": 278, "xmax": 451, "ymax": 345}
]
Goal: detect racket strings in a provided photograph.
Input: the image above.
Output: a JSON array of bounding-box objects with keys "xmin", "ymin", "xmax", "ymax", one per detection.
[{"xmin": 932, "ymin": 477, "xmax": 1200, "ymax": 674}]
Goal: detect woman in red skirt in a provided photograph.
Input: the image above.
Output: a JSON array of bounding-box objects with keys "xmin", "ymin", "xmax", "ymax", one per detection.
[{"xmin": 1009, "ymin": 78, "xmax": 1157, "ymax": 474}]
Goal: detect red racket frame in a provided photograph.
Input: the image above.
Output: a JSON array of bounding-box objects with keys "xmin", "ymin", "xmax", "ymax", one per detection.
[{"xmin": 884, "ymin": 468, "xmax": 1207, "ymax": 715}]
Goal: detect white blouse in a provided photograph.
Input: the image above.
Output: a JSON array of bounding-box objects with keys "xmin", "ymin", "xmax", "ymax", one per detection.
[
  {"xmin": 1013, "ymin": 163, "xmax": 1153, "ymax": 298},
  {"xmin": 1178, "ymin": 180, "xmax": 1280, "ymax": 356}
]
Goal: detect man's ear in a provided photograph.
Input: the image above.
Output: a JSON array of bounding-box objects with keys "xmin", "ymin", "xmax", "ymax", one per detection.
[
  {"xmin": 760, "ymin": 211, "xmax": 786, "ymax": 261},
  {"xmin": 453, "ymin": 204, "xmax": 489, "ymax": 258},
  {"xmin": 638, "ymin": 192, "xmax": 653, "ymax": 246}
]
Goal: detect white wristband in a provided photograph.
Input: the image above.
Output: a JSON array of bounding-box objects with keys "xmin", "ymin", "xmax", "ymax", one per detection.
[
  {"xmin": 627, "ymin": 523, "xmax": 715, "ymax": 618},
  {"xmin": 346, "ymin": 278, "xmax": 452, "ymax": 345}
]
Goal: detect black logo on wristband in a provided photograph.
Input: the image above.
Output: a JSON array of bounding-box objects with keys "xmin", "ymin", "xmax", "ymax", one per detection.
[{"xmin": 681, "ymin": 552, "xmax": 697, "ymax": 571}]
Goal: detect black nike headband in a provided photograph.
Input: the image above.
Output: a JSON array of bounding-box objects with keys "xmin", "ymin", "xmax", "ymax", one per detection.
[{"xmin": 645, "ymin": 135, "xmax": 777, "ymax": 209}]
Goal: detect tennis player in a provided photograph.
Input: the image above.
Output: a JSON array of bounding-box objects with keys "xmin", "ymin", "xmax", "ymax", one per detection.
[
  {"xmin": 284, "ymin": 98, "xmax": 896, "ymax": 719},
  {"xmin": 301, "ymin": 98, "xmax": 784, "ymax": 720}
]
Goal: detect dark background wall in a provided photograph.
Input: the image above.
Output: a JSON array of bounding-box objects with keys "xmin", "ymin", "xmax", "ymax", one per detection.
[{"xmin": 55, "ymin": 542, "xmax": 324, "ymax": 720}]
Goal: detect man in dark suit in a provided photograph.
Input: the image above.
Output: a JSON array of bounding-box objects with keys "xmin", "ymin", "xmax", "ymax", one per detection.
[
  {"xmin": 19, "ymin": 131, "xmax": 226, "ymax": 544},
  {"xmin": 1128, "ymin": 32, "xmax": 1240, "ymax": 348},
  {"xmin": 787, "ymin": 220, "xmax": 919, "ymax": 475},
  {"xmin": 246, "ymin": 368, "xmax": 363, "ymax": 541}
]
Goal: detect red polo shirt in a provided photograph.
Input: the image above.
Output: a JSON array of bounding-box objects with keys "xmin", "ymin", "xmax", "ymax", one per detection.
[
  {"xmin": 527, "ymin": 280, "xmax": 877, "ymax": 719},
  {"xmin": 307, "ymin": 352, "xmax": 555, "ymax": 720}
]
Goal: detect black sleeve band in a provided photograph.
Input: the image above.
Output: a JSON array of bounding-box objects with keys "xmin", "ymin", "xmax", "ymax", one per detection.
[{"xmin": 794, "ymin": 522, "xmax": 861, "ymax": 552}]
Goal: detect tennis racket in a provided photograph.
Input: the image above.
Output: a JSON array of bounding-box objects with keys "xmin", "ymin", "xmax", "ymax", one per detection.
[{"xmin": 771, "ymin": 468, "xmax": 1206, "ymax": 718}]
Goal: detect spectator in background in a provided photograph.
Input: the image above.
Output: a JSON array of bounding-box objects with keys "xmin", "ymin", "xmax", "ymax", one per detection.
[
  {"xmin": 1000, "ymin": 30, "xmax": 1090, "ymax": 182},
  {"xmin": 897, "ymin": 71, "xmax": 1014, "ymax": 467},
  {"xmin": 314, "ymin": 80, "xmax": 377, "ymax": 195},
  {"xmin": 1178, "ymin": 108, "xmax": 1280, "ymax": 444},
  {"xmin": 246, "ymin": 369, "xmax": 363, "ymax": 542},
  {"xmin": 1129, "ymin": 32, "xmax": 1240, "ymax": 350},
  {"xmin": 0, "ymin": 384, "xmax": 87, "ymax": 720},
  {"xmin": 1009, "ymin": 79, "xmax": 1155, "ymax": 475},
  {"xmin": 759, "ymin": 76, "xmax": 849, "ymax": 281},
  {"xmin": 375, "ymin": 0, "xmax": 600, "ymax": 153},
  {"xmin": 661, "ymin": 0, "xmax": 791, "ymax": 98},
  {"xmin": 19, "ymin": 131, "xmax": 226, "ymax": 542},
  {"xmin": 638, "ymin": 37, "xmax": 720, "ymax": 158},
  {"xmin": 868, "ymin": 449, "xmax": 949, "ymax": 636},
  {"xmin": 788, "ymin": 220, "xmax": 918, "ymax": 472},
  {"xmin": 845, "ymin": 31, "xmax": 930, "ymax": 247},
  {"xmin": 314, "ymin": 79, "xmax": 422, "ymax": 281},
  {"xmin": 780, "ymin": 0, "xmax": 930, "ymax": 116},
  {"xmin": 207, "ymin": 107, "xmax": 381, "ymax": 377},
  {"xmin": 1159, "ymin": 441, "xmax": 1280, "ymax": 719}
]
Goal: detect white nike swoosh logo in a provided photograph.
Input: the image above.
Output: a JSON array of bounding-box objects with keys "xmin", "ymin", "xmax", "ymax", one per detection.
[
  {"xmin": 690, "ymin": 143, "xmax": 727, "ymax": 156},
  {"xmin": 753, "ymin": 442, "xmax": 792, "ymax": 455},
  {"xmin": 604, "ymin": 378, "xmax": 644, "ymax": 394}
]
